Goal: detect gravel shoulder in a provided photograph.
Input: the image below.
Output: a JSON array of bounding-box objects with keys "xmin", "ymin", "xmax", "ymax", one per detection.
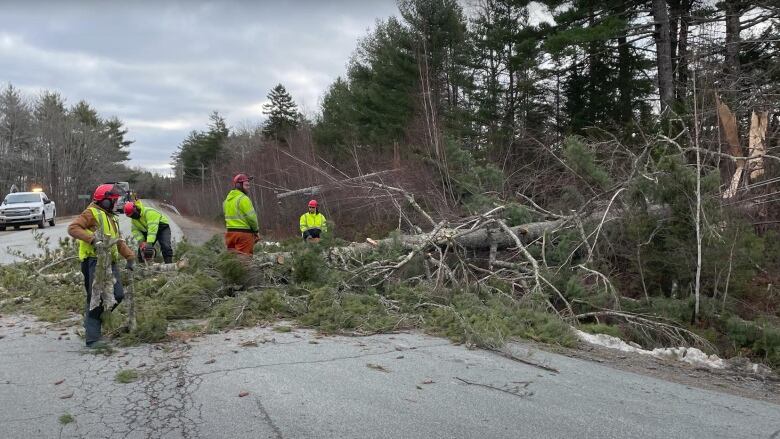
[
  {"xmin": 154, "ymin": 202, "xmax": 222, "ymax": 246},
  {"xmin": 545, "ymin": 341, "xmax": 780, "ymax": 404}
]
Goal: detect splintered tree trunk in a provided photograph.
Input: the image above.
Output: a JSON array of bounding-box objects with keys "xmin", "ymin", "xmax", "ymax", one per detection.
[
  {"xmin": 717, "ymin": 96, "xmax": 744, "ymax": 199},
  {"xmin": 652, "ymin": 0, "xmax": 675, "ymax": 113},
  {"xmin": 747, "ymin": 110, "xmax": 768, "ymax": 181}
]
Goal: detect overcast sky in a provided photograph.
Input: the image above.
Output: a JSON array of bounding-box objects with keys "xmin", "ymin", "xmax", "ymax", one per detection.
[{"xmin": 0, "ymin": 0, "xmax": 399, "ymax": 174}]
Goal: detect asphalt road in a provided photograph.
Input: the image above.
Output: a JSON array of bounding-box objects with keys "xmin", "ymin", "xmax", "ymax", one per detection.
[
  {"xmin": 0, "ymin": 200, "xmax": 183, "ymax": 264},
  {"xmin": 0, "ymin": 315, "xmax": 778, "ymax": 439}
]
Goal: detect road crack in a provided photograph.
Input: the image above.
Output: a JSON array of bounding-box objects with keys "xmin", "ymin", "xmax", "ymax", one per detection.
[{"xmin": 256, "ymin": 396, "xmax": 283, "ymax": 439}]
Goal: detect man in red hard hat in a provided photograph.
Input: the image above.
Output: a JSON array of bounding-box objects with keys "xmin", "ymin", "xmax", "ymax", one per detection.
[
  {"xmin": 68, "ymin": 184, "xmax": 135, "ymax": 348},
  {"xmin": 223, "ymin": 173, "xmax": 260, "ymax": 255},
  {"xmin": 299, "ymin": 199, "xmax": 327, "ymax": 243}
]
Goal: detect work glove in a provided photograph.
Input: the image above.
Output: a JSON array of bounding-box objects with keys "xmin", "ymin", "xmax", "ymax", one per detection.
[
  {"xmin": 139, "ymin": 241, "xmax": 147, "ymax": 251},
  {"xmin": 91, "ymin": 238, "xmax": 103, "ymax": 248},
  {"xmin": 126, "ymin": 259, "xmax": 135, "ymax": 271}
]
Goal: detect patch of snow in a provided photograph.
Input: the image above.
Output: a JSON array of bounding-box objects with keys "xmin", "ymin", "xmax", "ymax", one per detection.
[
  {"xmin": 574, "ymin": 329, "xmax": 726, "ymax": 369},
  {"xmin": 576, "ymin": 330, "xmax": 644, "ymax": 354}
]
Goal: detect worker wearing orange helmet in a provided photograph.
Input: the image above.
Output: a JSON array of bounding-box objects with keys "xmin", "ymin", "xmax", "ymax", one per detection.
[
  {"xmin": 67, "ymin": 184, "xmax": 135, "ymax": 348},
  {"xmin": 299, "ymin": 199, "xmax": 327, "ymax": 242},
  {"xmin": 223, "ymin": 173, "xmax": 260, "ymax": 254}
]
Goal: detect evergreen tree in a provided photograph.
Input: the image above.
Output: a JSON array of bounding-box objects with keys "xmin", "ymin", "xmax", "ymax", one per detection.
[
  {"xmin": 172, "ymin": 111, "xmax": 228, "ymax": 181},
  {"xmin": 541, "ymin": 0, "xmax": 655, "ymax": 139},
  {"xmin": 313, "ymin": 77, "xmax": 356, "ymax": 153},
  {"xmin": 467, "ymin": 1, "xmax": 552, "ymax": 160},
  {"xmin": 262, "ymin": 84, "xmax": 299, "ymax": 141}
]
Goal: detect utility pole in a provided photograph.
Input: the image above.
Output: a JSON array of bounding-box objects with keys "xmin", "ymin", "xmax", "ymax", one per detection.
[{"xmin": 200, "ymin": 163, "xmax": 206, "ymax": 198}]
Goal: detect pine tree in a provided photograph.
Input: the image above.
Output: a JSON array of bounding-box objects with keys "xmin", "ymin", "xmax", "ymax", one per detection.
[
  {"xmin": 172, "ymin": 112, "xmax": 228, "ymax": 182},
  {"xmin": 262, "ymin": 84, "xmax": 299, "ymax": 141}
]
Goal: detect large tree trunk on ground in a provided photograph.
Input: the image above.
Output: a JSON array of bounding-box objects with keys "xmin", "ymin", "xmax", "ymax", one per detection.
[{"xmin": 305, "ymin": 205, "xmax": 667, "ymax": 262}]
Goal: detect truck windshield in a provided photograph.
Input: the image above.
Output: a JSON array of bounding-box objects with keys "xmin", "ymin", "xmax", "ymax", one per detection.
[{"xmin": 4, "ymin": 194, "xmax": 39, "ymax": 204}]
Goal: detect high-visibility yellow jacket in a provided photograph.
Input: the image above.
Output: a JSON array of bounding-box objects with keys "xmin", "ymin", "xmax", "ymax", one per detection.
[
  {"xmin": 223, "ymin": 189, "xmax": 258, "ymax": 232},
  {"xmin": 78, "ymin": 206, "xmax": 120, "ymax": 262},
  {"xmin": 299, "ymin": 212, "xmax": 327, "ymax": 234},
  {"xmin": 130, "ymin": 207, "xmax": 169, "ymax": 244}
]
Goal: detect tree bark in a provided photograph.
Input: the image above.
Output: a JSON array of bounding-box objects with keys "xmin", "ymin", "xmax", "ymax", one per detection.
[
  {"xmin": 617, "ymin": 36, "xmax": 633, "ymax": 123},
  {"xmin": 724, "ymin": 2, "xmax": 742, "ymax": 80},
  {"xmin": 675, "ymin": 0, "xmax": 690, "ymax": 101},
  {"xmin": 652, "ymin": 0, "xmax": 675, "ymax": 113}
]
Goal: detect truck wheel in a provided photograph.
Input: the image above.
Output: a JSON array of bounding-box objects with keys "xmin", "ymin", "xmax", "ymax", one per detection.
[
  {"xmin": 0, "ymin": 226, "xmax": 5, "ymax": 231},
  {"xmin": 38, "ymin": 216, "xmax": 46, "ymax": 229},
  {"xmin": 49, "ymin": 211, "xmax": 55, "ymax": 226},
  {"xmin": 13, "ymin": 225, "xmax": 20, "ymax": 230}
]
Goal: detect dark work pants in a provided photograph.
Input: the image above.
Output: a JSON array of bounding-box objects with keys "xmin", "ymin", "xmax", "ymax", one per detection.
[
  {"xmin": 302, "ymin": 228, "xmax": 321, "ymax": 241},
  {"xmin": 81, "ymin": 257, "xmax": 124, "ymax": 346},
  {"xmin": 137, "ymin": 223, "xmax": 173, "ymax": 263}
]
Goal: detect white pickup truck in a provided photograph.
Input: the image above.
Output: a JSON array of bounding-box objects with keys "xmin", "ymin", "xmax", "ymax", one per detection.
[{"xmin": 0, "ymin": 191, "xmax": 57, "ymax": 231}]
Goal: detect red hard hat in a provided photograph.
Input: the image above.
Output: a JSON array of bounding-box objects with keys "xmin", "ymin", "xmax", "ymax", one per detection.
[
  {"xmin": 123, "ymin": 201, "xmax": 137, "ymax": 216},
  {"xmin": 93, "ymin": 184, "xmax": 122, "ymax": 202},
  {"xmin": 308, "ymin": 199, "xmax": 318, "ymax": 208},
  {"xmin": 232, "ymin": 173, "xmax": 253, "ymax": 185}
]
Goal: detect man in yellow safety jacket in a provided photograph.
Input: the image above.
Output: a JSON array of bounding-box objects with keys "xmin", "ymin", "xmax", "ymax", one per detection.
[
  {"xmin": 299, "ymin": 199, "xmax": 327, "ymax": 243},
  {"xmin": 123, "ymin": 202, "xmax": 173, "ymax": 263},
  {"xmin": 224, "ymin": 173, "xmax": 259, "ymax": 255},
  {"xmin": 68, "ymin": 184, "xmax": 135, "ymax": 348}
]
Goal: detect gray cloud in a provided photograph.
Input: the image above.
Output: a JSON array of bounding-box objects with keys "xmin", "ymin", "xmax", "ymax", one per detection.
[{"xmin": 0, "ymin": 0, "xmax": 398, "ymax": 173}]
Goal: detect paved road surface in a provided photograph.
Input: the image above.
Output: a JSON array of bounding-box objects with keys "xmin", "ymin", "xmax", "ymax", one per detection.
[
  {"xmin": 0, "ymin": 315, "xmax": 777, "ymax": 439},
  {"xmin": 0, "ymin": 200, "xmax": 183, "ymax": 264}
]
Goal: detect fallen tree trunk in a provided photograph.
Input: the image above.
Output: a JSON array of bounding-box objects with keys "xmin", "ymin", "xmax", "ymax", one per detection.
[
  {"xmin": 321, "ymin": 204, "xmax": 667, "ymax": 259},
  {"xmin": 275, "ymin": 169, "xmax": 398, "ymax": 200}
]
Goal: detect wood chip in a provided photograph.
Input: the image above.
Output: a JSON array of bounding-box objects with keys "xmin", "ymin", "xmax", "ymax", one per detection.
[
  {"xmin": 239, "ymin": 340, "xmax": 258, "ymax": 347},
  {"xmin": 421, "ymin": 379, "xmax": 434, "ymax": 384},
  {"xmin": 238, "ymin": 391, "xmax": 249, "ymax": 397},
  {"xmin": 367, "ymin": 363, "xmax": 389, "ymax": 373},
  {"xmin": 204, "ymin": 359, "xmax": 216, "ymax": 364},
  {"xmin": 59, "ymin": 392, "xmax": 74, "ymax": 399},
  {"xmin": 54, "ymin": 379, "xmax": 65, "ymax": 385}
]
